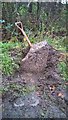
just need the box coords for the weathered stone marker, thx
[21,41,49,73]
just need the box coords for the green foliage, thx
[5,23,13,30]
[3,23,18,36]
[2,82,36,96]
[0,41,21,76]
[45,36,66,52]
[19,5,28,16]
[2,53,14,75]
[32,3,37,15]
[57,62,67,81]
[40,9,47,22]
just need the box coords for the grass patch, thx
[45,36,66,52]
[0,41,23,76]
[57,61,67,81]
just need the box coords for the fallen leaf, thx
[57,92,64,98]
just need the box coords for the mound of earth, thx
[21,41,59,73]
[2,41,67,118]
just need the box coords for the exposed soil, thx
[2,44,68,119]
[2,71,67,118]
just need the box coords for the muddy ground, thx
[2,45,68,119]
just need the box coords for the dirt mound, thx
[2,41,67,118]
[21,41,59,73]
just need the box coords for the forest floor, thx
[2,72,67,118]
[2,46,67,118]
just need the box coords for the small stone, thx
[14,98,24,107]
